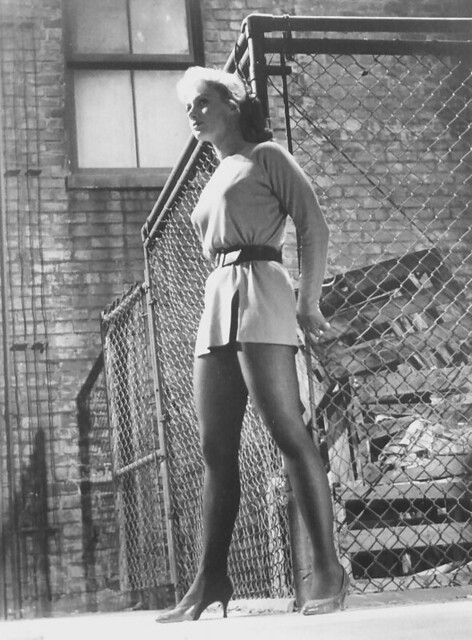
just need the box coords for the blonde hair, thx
[176,66,273,143]
[176,66,247,104]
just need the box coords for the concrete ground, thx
[2,586,472,640]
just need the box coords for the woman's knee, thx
[200,430,240,467]
[267,415,312,459]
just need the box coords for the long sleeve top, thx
[191,140,326,356]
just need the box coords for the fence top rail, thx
[264,36,472,57]
[244,14,472,36]
[101,282,145,327]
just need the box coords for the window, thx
[65,0,203,186]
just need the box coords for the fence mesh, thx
[77,354,124,606]
[100,284,172,599]
[145,145,293,599]
[274,45,472,590]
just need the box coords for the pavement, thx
[1,586,472,640]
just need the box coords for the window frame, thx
[64,0,204,189]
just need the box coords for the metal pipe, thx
[243,14,472,35]
[142,136,198,244]
[279,44,319,612]
[142,245,180,601]
[143,139,203,248]
[114,448,164,477]
[0,54,21,619]
[244,17,269,114]
[264,36,472,57]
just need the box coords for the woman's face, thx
[184,81,238,144]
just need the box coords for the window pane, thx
[74,71,137,168]
[134,71,190,167]
[69,0,130,54]
[130,0,189,55]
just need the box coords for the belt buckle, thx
[222,249,242,266]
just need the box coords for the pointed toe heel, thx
[155,576,233,624]
[300,568,349,616]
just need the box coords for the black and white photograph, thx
[0,1,471,638]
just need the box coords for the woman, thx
[156,66,347,623]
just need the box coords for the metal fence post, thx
[142,242,179,602]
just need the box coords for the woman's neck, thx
[212,131,249,160]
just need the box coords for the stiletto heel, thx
[300,567,349,616]
[155,575,233,623]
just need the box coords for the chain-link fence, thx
[264,17,472,591]
[77,353,124,609]
[140,16,472,598]
[100,284,173,605]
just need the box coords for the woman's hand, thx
[296,299,330,341]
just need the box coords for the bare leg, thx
[237,343,343,599]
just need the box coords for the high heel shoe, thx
[300,567,349,615]
[155,575,233,623]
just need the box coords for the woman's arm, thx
[256,142,331,337]
[296,195,331,337]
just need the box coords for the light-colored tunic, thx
[191,140,319,357]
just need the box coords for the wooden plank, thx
[317,318,471,379]
[363,403,439,419]
[338,478,468,502]
[385,455,472,482]
[319,248,453,317]
[321,286,467,335]
[357,289,468,326]
[356,415,417,439]
[363,401,472,426]
[321,334,437,378]
[340,522,472,552]
[357,364,472,401]
[351,455,472,486]
[321,337,403,377]
[351,568,472,592]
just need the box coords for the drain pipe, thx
[0,61,21,618]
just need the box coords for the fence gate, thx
[142,15,472,599]
[100,285,172,606]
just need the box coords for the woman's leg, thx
[192,347,247,581]
[156,347,247,622]
[237,343,343,600]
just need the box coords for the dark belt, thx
[214,245,282,267]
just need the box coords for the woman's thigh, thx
[237,343,307,453]
[193,348,248,458]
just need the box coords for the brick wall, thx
[0,0,153,614]
[0,0,470,616]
